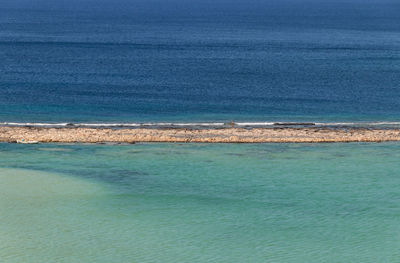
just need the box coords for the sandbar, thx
[1,126,400,143]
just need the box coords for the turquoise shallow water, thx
[1,142,400,262]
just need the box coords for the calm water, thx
[1,0,400,122]
[1,142,400,262]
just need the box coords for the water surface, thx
[1,142,400,262]
[1,0,400,122]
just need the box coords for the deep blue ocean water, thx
[1,0,400,122]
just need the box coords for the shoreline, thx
[2,121,400,129]
[1,126,400,143]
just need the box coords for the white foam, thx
[0,122,225,128]
[2,121,400,128]
[235,122,275,126]
[0,122,71,127]
[315,122,400,126]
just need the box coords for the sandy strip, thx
[1,127,400,143]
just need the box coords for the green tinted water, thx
[1,143,400,262]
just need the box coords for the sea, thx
[1,0,400,125]
[2,143,400,262]
[1,0,400,262]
